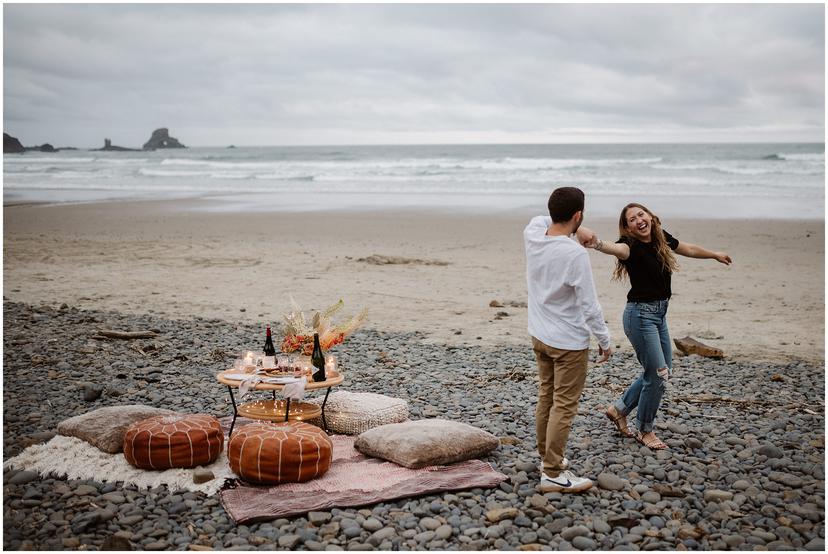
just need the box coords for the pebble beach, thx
[3,300,825,551]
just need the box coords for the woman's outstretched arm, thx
[577,226,630,260]
[593,238,630,260]
[675,241,732,265]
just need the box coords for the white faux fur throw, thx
[4,435,234,496]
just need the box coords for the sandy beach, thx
[3,199,824,365]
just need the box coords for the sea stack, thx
[4,133,25,153]
[142,128,186,151]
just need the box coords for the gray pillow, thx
[57,405,178,453]
[354,419,499,469]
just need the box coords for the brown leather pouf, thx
[228,421,333,485]
[123,414,224,470]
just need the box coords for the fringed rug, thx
[220,435,508,523]
[3,435,235,496]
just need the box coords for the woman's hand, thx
[714,252,732,265]
[575,226,596,247]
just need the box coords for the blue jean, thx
[613,300,671,433]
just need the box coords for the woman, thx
[584,203,731,449]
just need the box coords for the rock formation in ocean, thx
[4,133,25,153]
[38,144,56,153]
[142,128,186,151]
[97,138,139,152]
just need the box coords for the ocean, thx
[3,143,824,219]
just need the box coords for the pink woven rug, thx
[219,433,507,523]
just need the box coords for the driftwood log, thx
[673,336,724,359]
[96,330,158,340]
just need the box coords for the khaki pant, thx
[532,337,589,478]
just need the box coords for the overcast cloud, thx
[3,3,824,147]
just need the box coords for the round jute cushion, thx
[123,414,224,470]
[228,421,333,485]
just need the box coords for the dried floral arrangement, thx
[281,298,368,355]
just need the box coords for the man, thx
[524,186,612,493]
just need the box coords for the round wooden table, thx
[216,369,344,437]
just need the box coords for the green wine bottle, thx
[311,332,326,382]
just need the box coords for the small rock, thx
[805,538,825,551]
[309,511,332,525]
[572,536,597,550]
[83,384,104,401]
[362,518,383,532]
[193,469,215,484]
[758,445,785,459]
[486,507,519,522]
[560,525,590,541]
[278,535,301,549]
[9,471,39,485]
[597,472,626,491]
[769,472,803,488]
[489,300,504,308]
[704,489,733,502]
[101,535,132,550]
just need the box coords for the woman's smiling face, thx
[625,206,653,241]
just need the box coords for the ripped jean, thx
[613,300,671,433]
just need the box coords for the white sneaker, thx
[540,470,593,493]
[538,457,569,473]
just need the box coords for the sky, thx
[3,3,825,147]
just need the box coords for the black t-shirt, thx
[616,230,680,302]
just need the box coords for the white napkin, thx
[282,377,308,401]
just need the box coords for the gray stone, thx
[309,511,332,525]
[593,518,611,534]
[704,489,733,502]
[758,445,785,458]
[419,517,441,530]
[572,536,597,550]
[560,525,591,541]
[101,535,133,550]
[597,472,626,491]
[83,383,104,401]
[435,524,453,540]
[9,471,39,485]
[193,469,215,484]
[278,534,301,549]
[805,538,825,551]
[362,518,383,532]
[769,472,803,488]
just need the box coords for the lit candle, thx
[325,355,337,374]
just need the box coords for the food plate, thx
[262,376,301,384]
[222,372,251,381]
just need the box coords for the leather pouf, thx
[228,421,333,485]
[123,414,224,470]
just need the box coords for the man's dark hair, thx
[548,187,585,223]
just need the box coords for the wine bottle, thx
[263,326,277,357]
[311,332,326,382]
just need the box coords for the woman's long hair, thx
[612,203,679,281]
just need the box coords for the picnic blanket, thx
[220,434,508,523]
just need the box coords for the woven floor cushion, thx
[123,414,224,470]
[308,391,409,435]
[228,421,332,485]
[57,404,178,454]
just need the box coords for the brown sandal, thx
[604,406,635,438]
[635,432,668,450]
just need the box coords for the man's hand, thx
[575,226,596,247]
[597,345,612,363]
[714,252,732,265]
